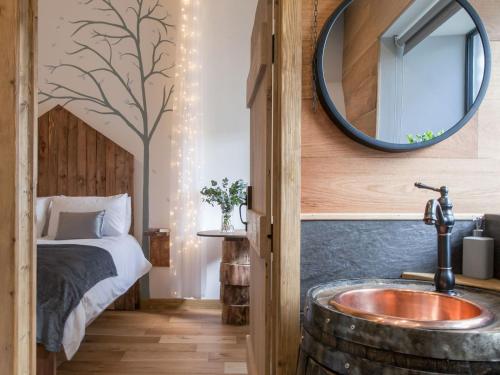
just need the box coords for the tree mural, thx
[39,0,175,258]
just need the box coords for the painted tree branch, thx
[39,0,176,253]
[149,85,174,141]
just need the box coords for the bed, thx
[36,106,152,374]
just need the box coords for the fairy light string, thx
[169,0,202,298]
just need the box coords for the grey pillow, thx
[55,211,105,240]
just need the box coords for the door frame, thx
[272,0,302,373]
[0,0,37,374]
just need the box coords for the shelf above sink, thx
[402,272,500,293]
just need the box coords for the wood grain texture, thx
[37,105,134,201]
[56,308,248,375]
[222,305,250,326]
[220,238,250,325]
[220,264,250,286]
[0,0,37,374]
[247,0,273,373]
[273,0,302,373]
[302,0,343,100]
[147,231,170,267]
[301,0,500,214]
[342,0,411,133]
[470,0,500,41]
[37,346,56,375]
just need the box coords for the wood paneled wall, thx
[342,0,411,136]
[302,0,500,214]
[38,105,134,202]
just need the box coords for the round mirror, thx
[314,0,491,152]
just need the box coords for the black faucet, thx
[415,182,456,295]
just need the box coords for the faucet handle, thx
[415,182,450,202]
[414,182,441,192]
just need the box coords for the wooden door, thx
[246,0,301,374]
[246,0,272,373]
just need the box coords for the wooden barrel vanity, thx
[298,279,500,374]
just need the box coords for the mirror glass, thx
[319,0,488,147]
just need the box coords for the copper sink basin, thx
[329,288,494,330]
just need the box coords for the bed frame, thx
[37,105,140,374]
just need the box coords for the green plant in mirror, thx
[201,178,247,232]
[407,130,445,144]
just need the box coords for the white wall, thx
[199,0,256,299]
[149,0,256,299]
[378,35,466,143]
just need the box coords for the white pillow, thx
[36,197,53,238]
[46,194,129,238]
[124,196,132,234]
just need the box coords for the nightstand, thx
[197,230,249,325]
[145,229,170,267]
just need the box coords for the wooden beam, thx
[273,0,302,373]
[0,0,37,374]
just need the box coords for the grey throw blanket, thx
[37,244,118,352]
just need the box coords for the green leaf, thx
[200,178,247,211]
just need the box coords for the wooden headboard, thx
[38,105,134,200]
[37,105,138,310]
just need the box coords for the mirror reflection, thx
[322,0,485,144]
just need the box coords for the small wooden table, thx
[197,230,249,325]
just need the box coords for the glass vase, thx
[221,210,234,233]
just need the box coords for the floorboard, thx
[58,308,248,375]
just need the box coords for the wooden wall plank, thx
[38,113,49,196]
[128,153,134,232]
[302,0,343,99]
[470,0,500,41]
[116,147,128,194]
[302,157,500,213]
[67,112,78,196]
[77,119,87,196]
[86,127,97,196]
[47,112,58,195]
[96,132,107,196]
[56,110,69,195]
[105,141,116,196]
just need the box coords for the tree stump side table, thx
[197,230,249,325]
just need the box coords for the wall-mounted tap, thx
[415,182,456,295]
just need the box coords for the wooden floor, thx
[58,307,249,375]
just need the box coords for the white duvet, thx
[37,235,152,359]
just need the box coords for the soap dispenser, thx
[462,217,494,279]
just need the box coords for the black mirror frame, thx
[313,0,492,153]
